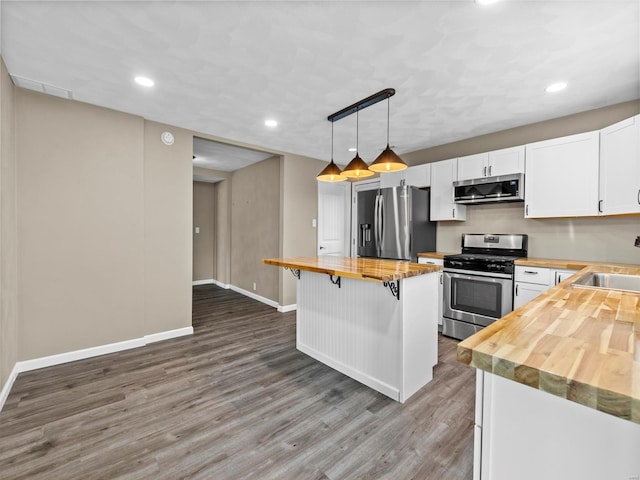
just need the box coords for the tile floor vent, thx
[9,74,73,100]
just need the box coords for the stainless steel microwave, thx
[453,173,524,205]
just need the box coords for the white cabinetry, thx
[475,371,640,480]
[513,266,579,310]
[379,164,431,188]
[418,257,443,327]
[524,131,600,218]
[599,114,640,216]
[430,159,466,221]
[458,146,525,182]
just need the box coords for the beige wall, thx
[0,58,18,388]
[193,181,215,281]
[143,120,192,334]
[438,203,640,264]
[400,100,640,264]
[214,179,231,286]
[280,153,327,306]
[230,156,280,301]
[14,91,193,360]
[16,91,146,359]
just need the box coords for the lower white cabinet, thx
[418,257,443,326]
[514,266,579,309]
[475,371,640,480]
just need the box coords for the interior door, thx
[317,181,351,256]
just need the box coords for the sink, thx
[571,272,640,293]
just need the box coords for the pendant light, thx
[317,121,347,182]
[369,97,407,173]
[340,109,374,179]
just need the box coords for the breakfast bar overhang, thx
[263,256,441,402]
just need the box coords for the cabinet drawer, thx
[514,266,551,285]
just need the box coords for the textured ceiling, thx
[2,1,639,171]
[193,137,274,171]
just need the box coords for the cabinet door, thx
[418,257,443,326]
[553,269,579,285]
[457,153,488,181]
[379,170,405,188]
[513,282,548,309]
[404,164,431,187]
[430,159,467,221]
[599,115,640,215]
[525,131,599,218]
[488,146,525,177]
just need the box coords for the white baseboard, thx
[192,279,214,286]
[144,326,193,344]
[278,304,297,313]
[229,285,279,309]
[0,326,195,413]
[213,279,230,289]
[16,338,146,373]
[0,363,19,413]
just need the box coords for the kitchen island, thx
[458,263,640,480]
[263,256,441,402]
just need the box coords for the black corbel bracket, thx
[329,275,341,288]
[383,280,400,300]
[285,267,301,280]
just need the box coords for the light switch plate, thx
[312,219,317,228]
[195,226,200,234]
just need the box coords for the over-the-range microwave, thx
[453,173,524,205]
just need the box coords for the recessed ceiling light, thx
[134,76,154,87]
[348,147,357,152]
[265,119,278,127]
[476,0,501,5]
[545,82,568,93]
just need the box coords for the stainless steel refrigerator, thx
[357,185,436,262]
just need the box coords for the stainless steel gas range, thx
[442,233,528,340]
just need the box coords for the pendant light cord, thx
[331,121,334,161]
[386,97,390,147]
[356,109,359,153]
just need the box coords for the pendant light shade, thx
[341,153,374,178]
[317,160,347,182]
[340,110,374,178]
[368,97,407,173]
[317,121,347,182]
[369,144,408,172]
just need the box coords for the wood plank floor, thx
[0,285,475,479]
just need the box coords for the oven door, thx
[443,269,513,327]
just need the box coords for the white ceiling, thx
[2,1,639,171]
[193,137,275,172]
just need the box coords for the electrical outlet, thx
[252,282,257,291]
[312,219,317,228]
[195,226,200,234]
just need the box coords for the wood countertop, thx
[458,263,640,424]
[417,252,458,260]
[262,256,441,282]
[515,257,616,270]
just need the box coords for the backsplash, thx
[436,202,640,265]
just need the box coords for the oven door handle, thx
[444,268,513,280]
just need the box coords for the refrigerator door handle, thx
[379,194,385,253]
[374,194,381,257]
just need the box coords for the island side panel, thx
[296,271,403,401]
[400,273,438,402]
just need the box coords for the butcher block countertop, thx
[458,263,640,424]
[515,257,613,270]
[262,256,441,282]
[417,252,458,260]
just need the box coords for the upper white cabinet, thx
[599,114,640,216]
[404,163,431,188]
[379,170,404,188]
[378,164,431,188]
[524,131,600,218]
[457,146,525,181]
[430,159,466,221]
